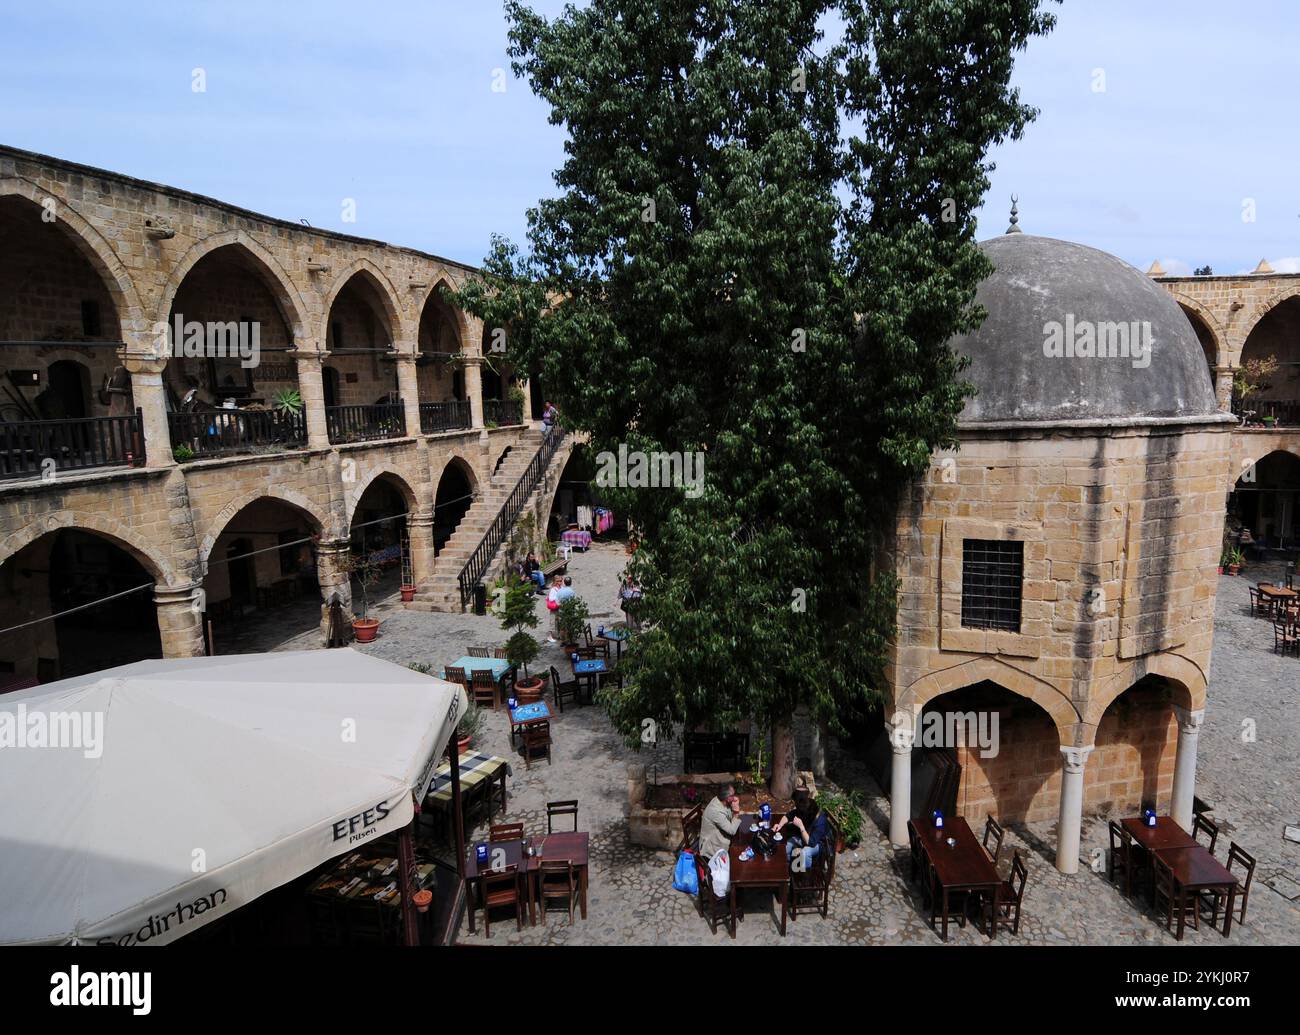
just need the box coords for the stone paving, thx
[261,543,1300,945]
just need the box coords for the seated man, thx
[698,784,742,859]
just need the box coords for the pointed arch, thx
[1241,282,1300,341]
[0,512,177,585]
[320,258,408,348]
[1172,293,1225,371]
[1084,653,1207,727]
[159,230,309,342]
[0,176,146,336]
[414,273,469,350]
[345,468,420,525]
[196,487,332,572]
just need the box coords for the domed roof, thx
[952,233,1219,424]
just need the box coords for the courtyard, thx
[264,540,1300,946]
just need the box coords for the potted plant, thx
[455,702,485,755]
[399,533,416,602]
[817,789,865,851]
[1218,551,1228,576]
[555,594,591,654]
[500,578,543,698]
[1226,547,1244,576]
[343,551,383,642]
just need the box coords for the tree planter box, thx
[625,764,816,851]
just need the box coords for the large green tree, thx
[453,0,1057,797]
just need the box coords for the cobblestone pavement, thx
[264,544,1299,945]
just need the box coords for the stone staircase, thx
[409,427,573,612]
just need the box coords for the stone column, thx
[407,512,435,591]
[394,351,421,436]
[119,351,174,469]
[464,358,485,429]
[520,377,534,424]
[1055,745,1094,874]
[316,538,354,640]
[885,717,916,847]
[1214,367,1234,413]
[154,582,206,658]
[1170,706,1204,832]
[293,351,330,449]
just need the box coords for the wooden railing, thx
[0,411,145,478]
[458,425,566,608]
[1233,398,1300,426]
[169,409,307,458]
[325,402,406,444]
[483,399,523,426]
[419,400,472,434]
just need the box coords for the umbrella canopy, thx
[0,649,466,945]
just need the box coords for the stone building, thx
[882,229,1237,873]
[0,145,574,683]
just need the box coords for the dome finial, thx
[1005,195,1022,234]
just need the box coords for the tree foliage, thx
[450,0,1058,789]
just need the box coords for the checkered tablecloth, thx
[561,529,592,549]
[424,751,511,805]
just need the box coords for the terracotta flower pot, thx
[515,677,544,703]
[1227,564,1241,576]
[457,735,472,755]
[412,889,432,913]
[400,585,416,602]
[1217,566,1224,575]
[352,617,380,643]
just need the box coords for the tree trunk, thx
[810,721,827,779]
[770,717,797,800]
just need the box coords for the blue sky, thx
[1,1,1295,275]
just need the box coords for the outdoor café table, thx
[463,837,526,933]
[445,655,513,702]
[728,815,790,937]
[912,814,1001,941]
[598,624,631,661]
[1121,816,1196,902]
[1260,585,1298,616]
[528,830,591,925]
[424,751,511,825]
[509,700,552,748]
[561,528,592,550]
[572,657,606,703]
[1154,845,1241,939]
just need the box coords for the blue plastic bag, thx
[672,849,699,895]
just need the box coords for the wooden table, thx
[1121,815,1196,906]
[912,815,1001,941]
[445,656,515,705]
[597,625,631,661]
[572,658,606,703]
[1156,844,1240,939]
[728,815,790,937]
[424,752,510,829]
[463,832,590,931]
[1259,584,1297,603]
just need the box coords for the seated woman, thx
[774,795,831,870]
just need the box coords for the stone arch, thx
[196,487,332,573]
[0,511,178,586]
[320,258,408,348]
[1241,283,1300,343]
[896,656,1081,745]
[345,467,421,525]
[0,175,147,337]
[436,451,481,494]
[1084,653,1207,728]
[413,273,469,349]
[1173,295,1225,371]
[159,230,310,343]
[1237,445,1300,485]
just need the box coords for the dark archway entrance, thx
[433,460,476,554]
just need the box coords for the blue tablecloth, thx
[599,627,631,641]
[573,659,606,675]
[445,657,512,682]
[510,701,551,723]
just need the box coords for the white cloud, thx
[1158,258,1193,276]
[1269,257,1300,273]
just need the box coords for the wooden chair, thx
[547,799,579,833]
[1153,853,1197,939]
[696,856,736,937]
[907,819,931,897]
[982,814,1005,867]
[583,624,610,660]
[468,646,491,658]
[489,822,524,843]
[1273,619,1300,656]
[444,665,469,691]
[523,723,552,769]
[471,670,499,711]
[983,850,1027,936]
[789,818,837,920]
[537,859,578,924]
[492,646,509,660]
[1205,841,1256,929]
[678,802,704,854]
[1192,812,1219,854]
[549,665,582,712]
[1108,820,1141,898]
[480,867,524,937]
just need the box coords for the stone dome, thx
[952,233,1219,424]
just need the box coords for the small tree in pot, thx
[555,593,590,653]
[342,551,383,642]
[500,577,543,697]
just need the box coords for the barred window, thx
[961,539,1023,632]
